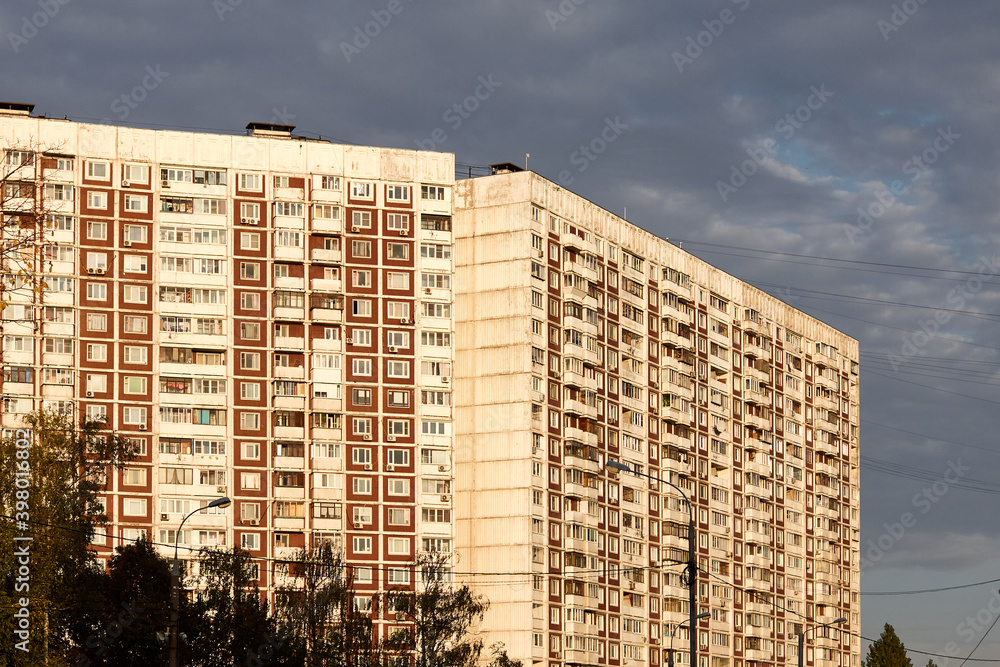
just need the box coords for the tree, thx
[486,642,522,667]
[185,546,275,667]
[863,623,913,667]
[401,555,490,667]
[0,410,137,665]
[926,660,938,667]
[66,536,174,667]
[274,542,385,667]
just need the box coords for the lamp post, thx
[169,496,231,667]
[607,460,698,667]
[798,617,847,667]
[667,611,710,667]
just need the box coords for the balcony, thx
[311,248,343,263]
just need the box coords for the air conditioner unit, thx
[399,317,408,324]
[122,240,132,247]
[216,486,227,493]
[438,465,448,472]
[364,463,372,470]
[395,612,405,621]
[441,376,450,383]
[161,180,170,188]
[424,288,432,295]
[386,435,396,442]
[440,495,451,502]
[351,226,360,233]
[87,268,97,275]
[363,434,372,441]
[249,519,259,526]
[94,268,105,275]
[160,513,169,521]
[86,391,94,398]
[139,424,147,431]
[399,229,407,236]
[346,337,354,344]
[121,179,130,188]
[386,464,395,471]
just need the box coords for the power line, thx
[862,578,1000,596]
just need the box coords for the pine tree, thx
[863,623,913,667]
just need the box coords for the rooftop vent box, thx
[246,122,295,138]
[0,102,34,117]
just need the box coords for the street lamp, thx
[667,611,710,667]
[169,496,231,667]
[607,460,698,667]
[798,617,847,667]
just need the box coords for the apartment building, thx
[0,105,457,607]
[454,167,860,667]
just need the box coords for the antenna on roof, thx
[525,153,530,170]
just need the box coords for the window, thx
[275,230,302,247]
[420,243,451,259]
[240,173,262,190]
[319,175,341,190]
[123,316,147,334]
[388,478,410,496]
[240,412,261,430]
[387,272,409,290]
[387,242,409,260]
[352,269,372,288]
[387,185,409,202]
[388,537,410,555]
[86,313,107,332]
[352,210,372,228]
[86,221,108,241]
[123,498,147,517]
[123,285,148,304]
[421,185,445,200]
[352,536,373,554]
[124,376,147,394]
[123,255,147,273]
[125,195,148,213]
[388,390,410,407]
[87,191,108,209]
[352,299,372,317]
[87,161,109,179]
[240,352,261,370]
[351,239,372,258]
[274,202,304,217]
[240,292,261,310]
[85,283,107,301]
[351,182,372,198]
[387,360,410,378]
[240,322,261,340]
[352,358,372,376]
[240,232,260,251]
[387,213,409,232]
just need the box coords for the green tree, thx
[926,660,938,667]
[0,410,136,665]
[863,623,913,667]
[486,642,523,667]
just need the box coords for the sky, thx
[3,0,1000,660]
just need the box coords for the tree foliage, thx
[0,410,136,665]
[863,623,913,667]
